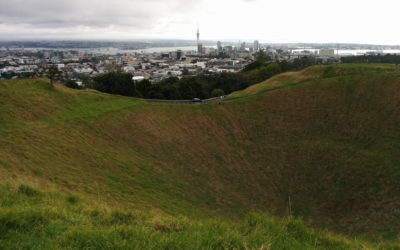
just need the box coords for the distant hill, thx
[0,64,399,249]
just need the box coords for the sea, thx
[291,48,400,56]
[4,46,400,56]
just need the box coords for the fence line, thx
[138,96,225,105]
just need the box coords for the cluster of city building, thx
[0,47,254,83]
[0,46,341,83]
[1,29,343,83]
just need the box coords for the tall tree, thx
[45,65,63,88]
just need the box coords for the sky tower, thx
[196,25,202,55]
[196,26,200,45]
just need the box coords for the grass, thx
[226,63,398,101]
[0,182,387,249]
[0,63,400,248]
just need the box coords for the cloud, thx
[0,0,203,38]
[0,0,399,44]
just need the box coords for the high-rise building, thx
[240,42,246,51]
[254,40,259,52]
[224,45,233,56]
[217,41,222,52]
[176,50,183,60]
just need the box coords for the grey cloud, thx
[0,0,203,37]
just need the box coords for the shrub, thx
[17,185,39,197]
[0,210,49,234]
[65,80,81,89]
[66,195,80,205]
[211,88,225,97]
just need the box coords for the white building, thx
[254,40,259,52]
[319,49,335,57]
[132,76,145,82]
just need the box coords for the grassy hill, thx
[0,64,400,249]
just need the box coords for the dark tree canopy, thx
[87,56,318,100]
[211,88,225,97]
[92,72,137,97]
[341,54,400,64]
[65,80,81,89]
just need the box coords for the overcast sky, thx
[1,0,400,44]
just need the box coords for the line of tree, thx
[81,54,318,100]
[341,54,400,64]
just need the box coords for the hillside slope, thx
[1,64,400,247]
[1,181,376,249]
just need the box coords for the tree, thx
[182,68,189,75]
[65,80,81,89]
[45,66,63,88]
[142,83,166,99]
[135,79,152,98]
[243,49,267,72]
[211,88,225,97]
[105,62,121,72]
[255,49,267,63]
[92,72,136,97]
[178,78,196,99]
[161,85,181,100]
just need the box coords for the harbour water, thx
[4,46,400,56]
[291,48,400,56]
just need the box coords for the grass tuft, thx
[17,184,40,197]
[66,195,80,205]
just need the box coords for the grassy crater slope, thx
[1,182,375,249]
[0,64,400,248]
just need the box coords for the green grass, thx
[226,63,398,102]
[0,183,386,249]
[0,63,400,248]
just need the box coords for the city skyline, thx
[1,0,400,45]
